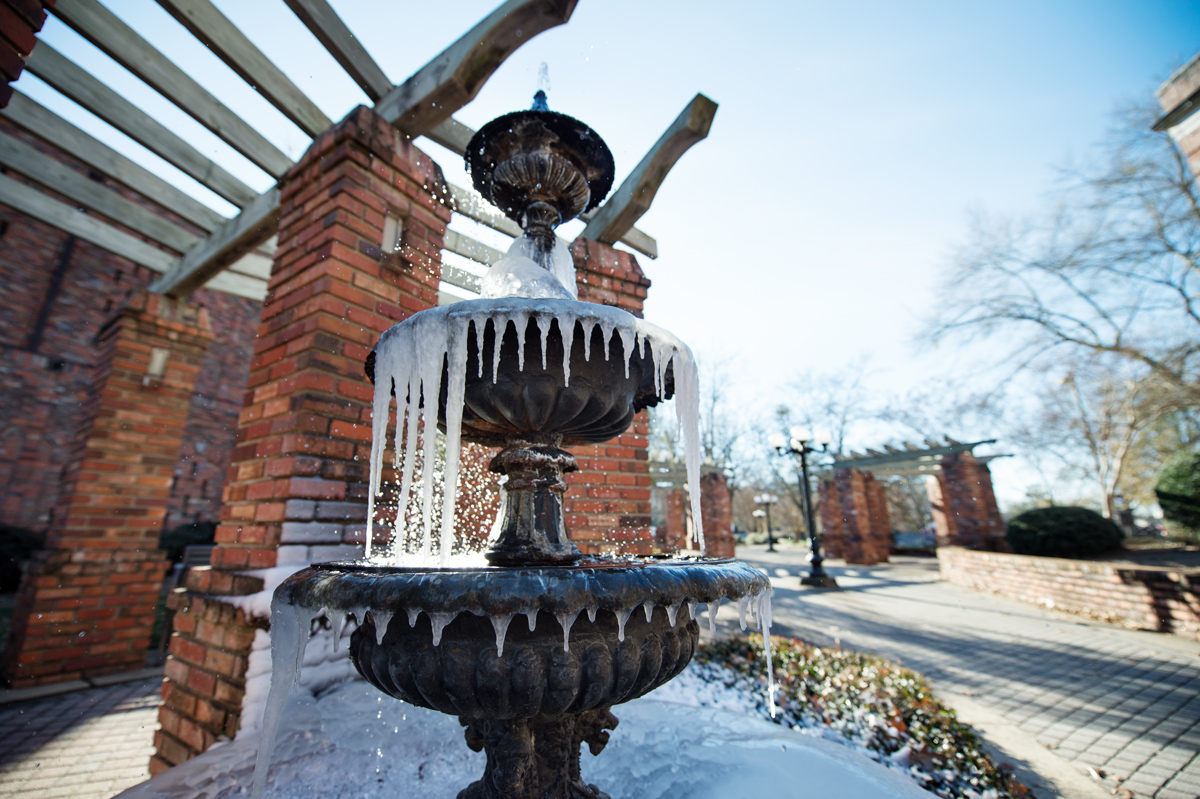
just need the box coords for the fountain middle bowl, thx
[366,298,675,448]
[277,558,770,720]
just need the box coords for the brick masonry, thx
[0,0,53,109]
[820,468,890,565]
[926,452,1006,550]
[2,291,213,688]
[655,470,735,557]
[1157,53,1200,179]
[938,546,1200,641]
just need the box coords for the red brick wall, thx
[2,292,212,687]
[831,468,888,564]
[0,0,53,108]
[564,239,653,555]
[927,453,1005,551]
[699,471,735,558]
[818,478,843,559]
[939,547,1200,641]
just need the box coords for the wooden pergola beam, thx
[283,0,391,103]
[2,91,226,232]
[156,0,333,138]
[24,43,259,207]
[52,0,292,178]
[149,187,281,298]
[581,93,717,246]
[0,129,199,252]
[376,0,577,136]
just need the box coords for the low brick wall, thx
[938,547,1200,640]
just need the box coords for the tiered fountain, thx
[252,94,773,799]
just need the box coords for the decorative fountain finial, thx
[252,96,773,799]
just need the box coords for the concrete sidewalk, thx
[0,676,160,799]
[736,545,1200,799]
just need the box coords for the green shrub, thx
[1006,506,1124,558]
[159,521,216,563]
[1155,451,1200,541]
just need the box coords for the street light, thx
[768,426,838,588]
[753,493,779,552]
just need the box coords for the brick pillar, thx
[662,488,687,552]
[0,1,52,108]
[1157,55,1200,179]
[2,292,212,688]
[563,239,654,556]
[929,453,1005,551]
[700,471,734,558]
[154,104,451,771]
[833,468,885,565]
[864,475,891,563]
[817,478,843,559]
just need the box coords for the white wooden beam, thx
[443,228,503,268]
[156,0,333,138]
[24,43,260,207]
[283,0,390,103]
[52,0,292,178]
[376,0,576,136]
[149,187,280,298]
[2,91,226,232]
[424,117,475,155]
[0,129,199,252]
[448,183,523,238]
[581,93,717,246]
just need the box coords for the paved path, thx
[735,545,1200,799]
[0,677,159,799]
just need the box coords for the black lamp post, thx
[752,493,779,551]
[769,426,838,588]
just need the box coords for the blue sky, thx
[18,0,1200,503]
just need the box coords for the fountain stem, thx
[487,438,581,566]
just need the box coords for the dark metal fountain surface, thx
[261,95,772,799]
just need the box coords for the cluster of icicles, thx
[364,297,706,561]
[252,592,775,799]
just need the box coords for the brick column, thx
[928,453,1005,551]
[864,476,891,563]
[833,468,887,565]
[661,488,687,551]
[700,471,734,557]
[2,292,212,687]
[154,105,451,771]
[564,239,654,556]
[818,478,843,559]
[1156,55,1200,179]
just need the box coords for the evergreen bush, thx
[1155,451,1200,541]
[1005,506,1123,558]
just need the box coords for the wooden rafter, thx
[283,0,390,103]
[52,0,291,178]
[0,171,265,299]
[156,0,333,138]
[2,91,225,232]
[24,42,259,206]
[376,0,576,136]
[149,188,280,298]
[0,129,199,252]
[581,93,717,246]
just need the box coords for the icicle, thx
[560,318,575,387]
[332,611,350,653]
[535,315,552,370]
[372,609,394,645]
[666,602,681,627]
[642,599,655,623]
[364,368,393,559]
[586,605,597,623]
[492,318,507,383]
[406,607,421,628]
[251,602,317,799]
[473,318,486,379]
[614,607,633,642]
[490,613,514,657]
[430,612,456,647]
[617,327,635,378]
[581,318,596,362]
[418,361,442,559]
[514,311,530,372]
[686,599,698,621]
[738,596,749,631]
[671,347,705,554]
[756,591,777,718]
[555,608,580,653]
[395,378,420,551]
[440,327,468,567]
[707,599,721,637]
[523,607,538,631]
[599,319,615,360]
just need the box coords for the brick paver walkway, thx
[0,678,160,799]
[737,546,1200,799]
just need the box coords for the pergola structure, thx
[0,0,718,771]
[818,438,1007,565]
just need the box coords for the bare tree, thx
[926,103,1200,400]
